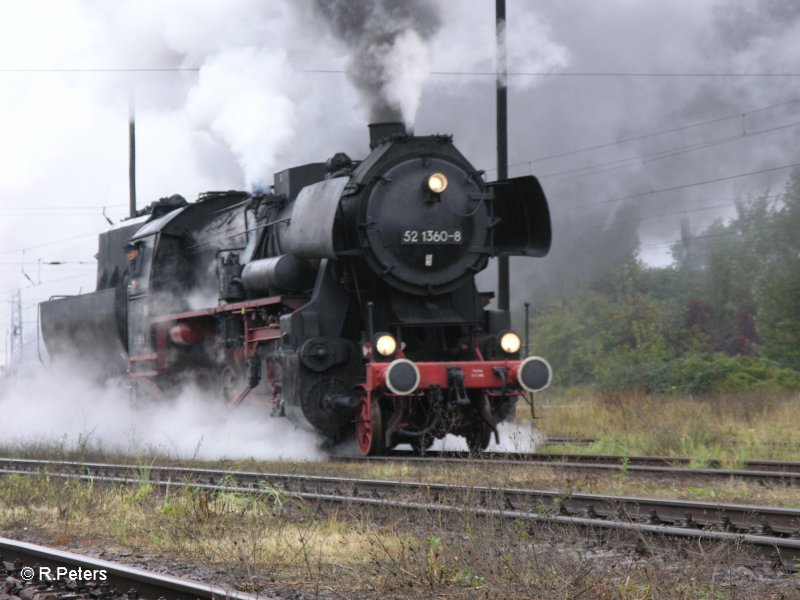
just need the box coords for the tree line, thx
[531,170,800,393]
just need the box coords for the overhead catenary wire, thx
[0,203,127,209]
[638,219,797,250]
[565,194,784,237]
[0,231,105,256]
[564,161,800,213]
[493,97,800,171]
[301,68,800,78]
[432,71,800,78]
[5,67,799,76]
[19,272,92,289]
[0,261,94,265]
[535,120,800,182]
[0,68,200,73]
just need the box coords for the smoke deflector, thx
[488,175,552,257]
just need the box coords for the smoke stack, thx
[368,122,407,149]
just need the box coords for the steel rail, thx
[542,437,595,445]
[2,458,800,567]
[491,451,800,472]
[351,451,800,483]
[383,449,800,472]
[0,537,263,600]
[543,437,800,449]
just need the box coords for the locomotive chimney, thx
[368,122,406,149]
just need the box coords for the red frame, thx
[129,295,304,376]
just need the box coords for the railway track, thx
[2,458,800,569]
[387,449,800,472]
[529,452,800,472]
[0,537,260,600]
[543,437,595,445]
[352,450,800,485]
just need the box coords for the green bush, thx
[597,353,800,395]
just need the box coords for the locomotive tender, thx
[40,123,552,454]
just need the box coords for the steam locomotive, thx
[40,123,552,454]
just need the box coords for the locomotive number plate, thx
[401,229,463,244]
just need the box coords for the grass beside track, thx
[535,389,800,464]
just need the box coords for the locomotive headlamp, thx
[374,333,397,357]
[499,331,522,354]
[427,172,448,194]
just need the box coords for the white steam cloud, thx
[426,421,545,454]
[186,49,297,189]
[0,363,324,461]
[380,28,432,125]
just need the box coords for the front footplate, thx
[364,356,552,395]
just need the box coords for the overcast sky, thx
[2,0,800,367]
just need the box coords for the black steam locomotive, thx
[40,123,552,454]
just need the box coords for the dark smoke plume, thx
[312,0,442,124]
